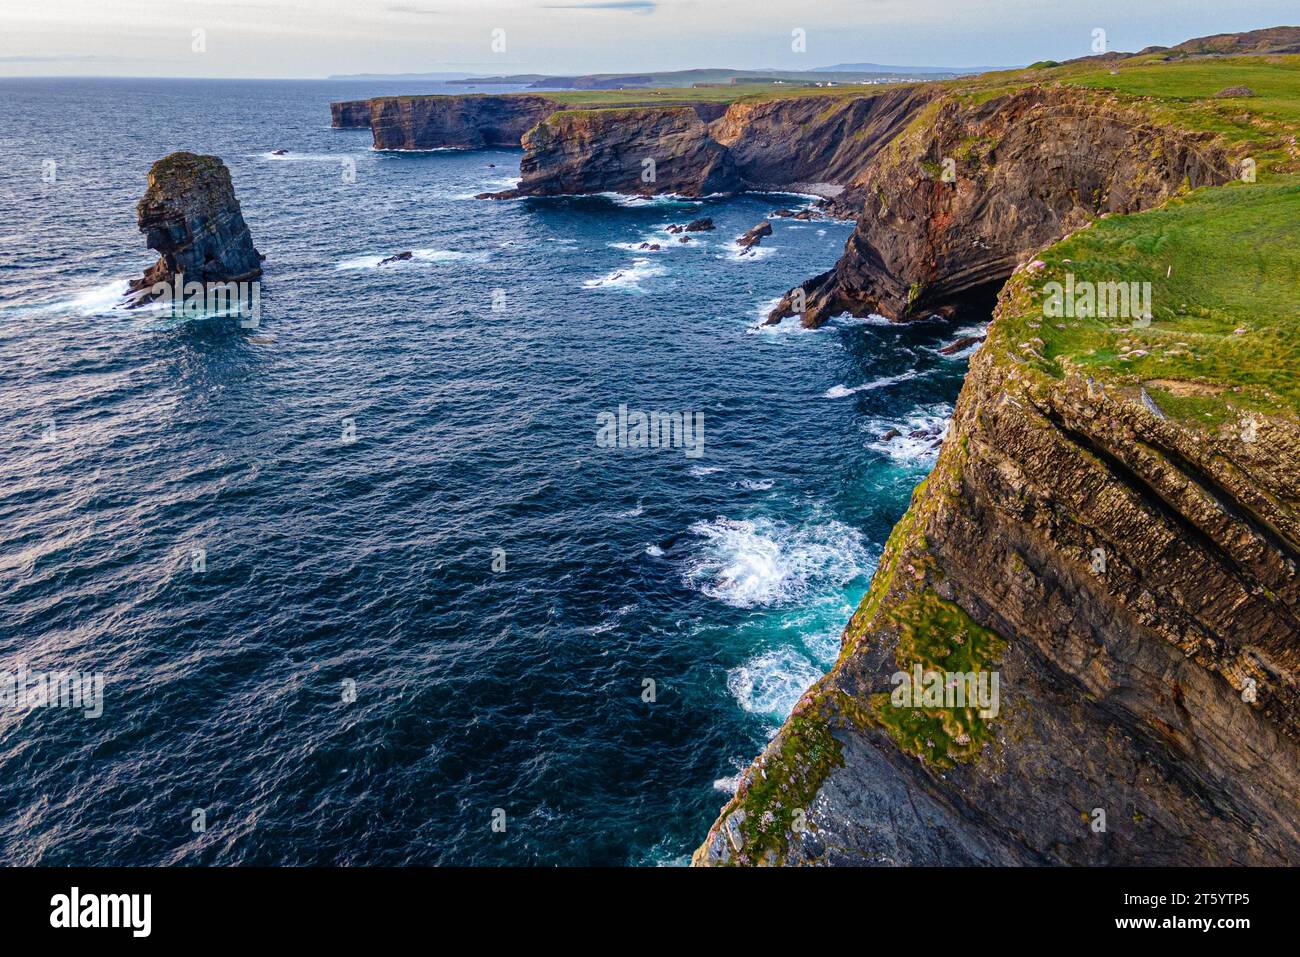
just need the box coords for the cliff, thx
[495,106,741,197]
[693,53,1300,865]
[489,87,939,199]
[367,94,561,150]
[331,100,372,129]
[126,152,263,305]
[766,86,1236,327]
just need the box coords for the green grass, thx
[1065,56,1300,129]
[870,590,1006,769]
[993,180,1300,424]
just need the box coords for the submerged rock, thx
[125,152,263,306]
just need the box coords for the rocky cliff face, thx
[500,106,742,197]
[767,87,1235,327]
[331,100,372,129]
[494,87,939,199]
[712,86,936,194]
[126,152,263,304]
[367,94,560,150]
[695,266,1300,865]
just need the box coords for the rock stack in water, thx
[126,152,263,306]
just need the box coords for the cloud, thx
[386,3,442,14]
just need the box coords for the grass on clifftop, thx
[962,53,1300,426]
[992,178,1300,425]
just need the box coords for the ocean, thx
[0,77,976,865]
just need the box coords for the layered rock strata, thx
[125,152,263,305]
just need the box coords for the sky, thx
[0,0,1295,78]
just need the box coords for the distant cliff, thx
[482,88,936,199]
[367,94,561,150]
[331,100,372,129]
[495,106,741,197]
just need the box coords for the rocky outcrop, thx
[492,86,937,201]
[695,268,1300,866]
[735,220,772,251]
[711,85,935,197]
[368,94,561,150]
[767,87,1234,327]
[125,152,262,305]
[331,100,372,129]
[492,106,742,198]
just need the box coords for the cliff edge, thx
[693,50,1300,864]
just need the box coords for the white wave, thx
[826,311,897,327]
[823,370,920,399]
[719,241,776,263]
[867,403,953,464]
[727,645,822,718]
[799,623,847,667]
[745,296,816,335]
[713,773,743,794]
[580,258,666,292]
[254,151,358,163]
[8,277,174,318]
[620,504,645,517]
[682,514,867,609]
[372,146,464,153]
[335,248,487,270]
[737,478,775,491]
[594,191,703,208]
[53,278,134,315]
[689,465,722,478]
[610,240,669,253]
[644,544,665,557]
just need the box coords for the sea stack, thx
[126,152,263,306]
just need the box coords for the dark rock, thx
[767,86,1233,327]
[505,106,741,198]
[368,94,560,151]
[736,220,772,250]
[939,334,986,355]
[684,217,715,232]
[880,428,901,441]
[330,100,372,129]
[125,152,262,306]
[379,251,413,266]
[270,149,289,156]
[1214,85,1256,98]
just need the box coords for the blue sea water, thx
[0,78,977,865]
